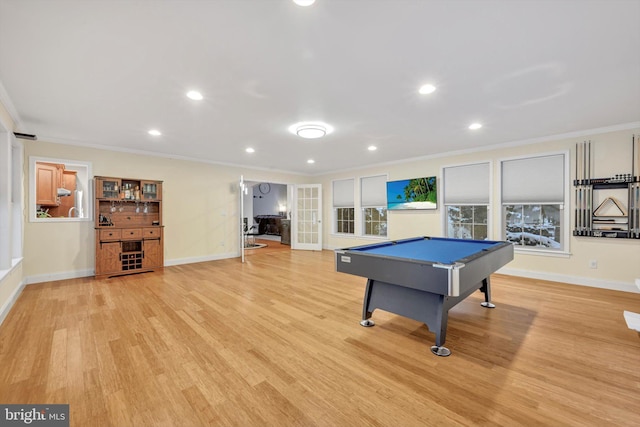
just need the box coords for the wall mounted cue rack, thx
[573,135,640,239]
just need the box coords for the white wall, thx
[22,140,310,282]
[318,127,640,293]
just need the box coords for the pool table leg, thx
[430,297,451,357]
[360,279,375,327]
[479,277,496,309]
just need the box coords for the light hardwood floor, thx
[1,249,639,426]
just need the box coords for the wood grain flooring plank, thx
[0,249,639,426]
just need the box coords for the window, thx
[1,129,23,272]
[361,175,387,237]
[501,153,568,251]
[504,204,561,248]
[28,156,92,222]
[336,207,355,234]
[447,205,488,239]
[333,178,354,234]
[443,162,490,240]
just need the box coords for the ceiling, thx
[1,0,639,175]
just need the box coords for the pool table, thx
[335,236,514,356]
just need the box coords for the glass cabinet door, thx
[98,178,121,199]
[141,181,162,200]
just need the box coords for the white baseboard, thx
[164,251,237,267]
[0,280,25,327]
[24,269,94,285]
[498,267,640,294]
[22,253,238,284]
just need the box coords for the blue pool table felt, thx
[349,237,503,264]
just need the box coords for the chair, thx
[244,225,260,247]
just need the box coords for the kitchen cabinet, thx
[47,170,77,217]
[36,162,64,206]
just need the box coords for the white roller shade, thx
[361,175,387,207]
[502,154,564,203]
[332,179,354,207]
[444,163,490,204]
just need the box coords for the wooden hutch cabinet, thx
[94,176,164,278]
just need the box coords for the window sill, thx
[330,233,388,241]
[514,247,571,258]
[29,217,93,223]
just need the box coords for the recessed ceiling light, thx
[245,147,255,153]
[307,159,315,164]
[468,123,482,130]
[293,0,315,6]
[288,122,334,139]
[419,84,436,95]
[368,145,377,151]
[148,129,162,136]
[186,90,203,101]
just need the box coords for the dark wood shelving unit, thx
[573,136,639,239]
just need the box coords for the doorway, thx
[241,180,291,258]
[239,178,323,261]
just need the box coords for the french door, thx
[292,184,322,251]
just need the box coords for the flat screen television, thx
[386,176,437,210]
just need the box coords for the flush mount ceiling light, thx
[297,124,325,139]
[468,123,483,130]
[186,90,203,101]
[148,129,162,136]
[288,122,333,139]
[293,0,316,6]
[307,159,315,164]
[419,84,436,94]
[245,147,255,153]
[368,145,377,151]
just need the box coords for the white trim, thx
[514,247,571,258]
[24,269,94,285]
[0,257,22,287]
[23,253,239,283]
[329,233,387,242]
[0,258,24,327]
[0,279,25,327]
[498,267,640,294]
[164,252,237,267]
[312,122,640,176]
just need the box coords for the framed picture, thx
[386,176,437,210]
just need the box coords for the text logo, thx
[1,405,69,427]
